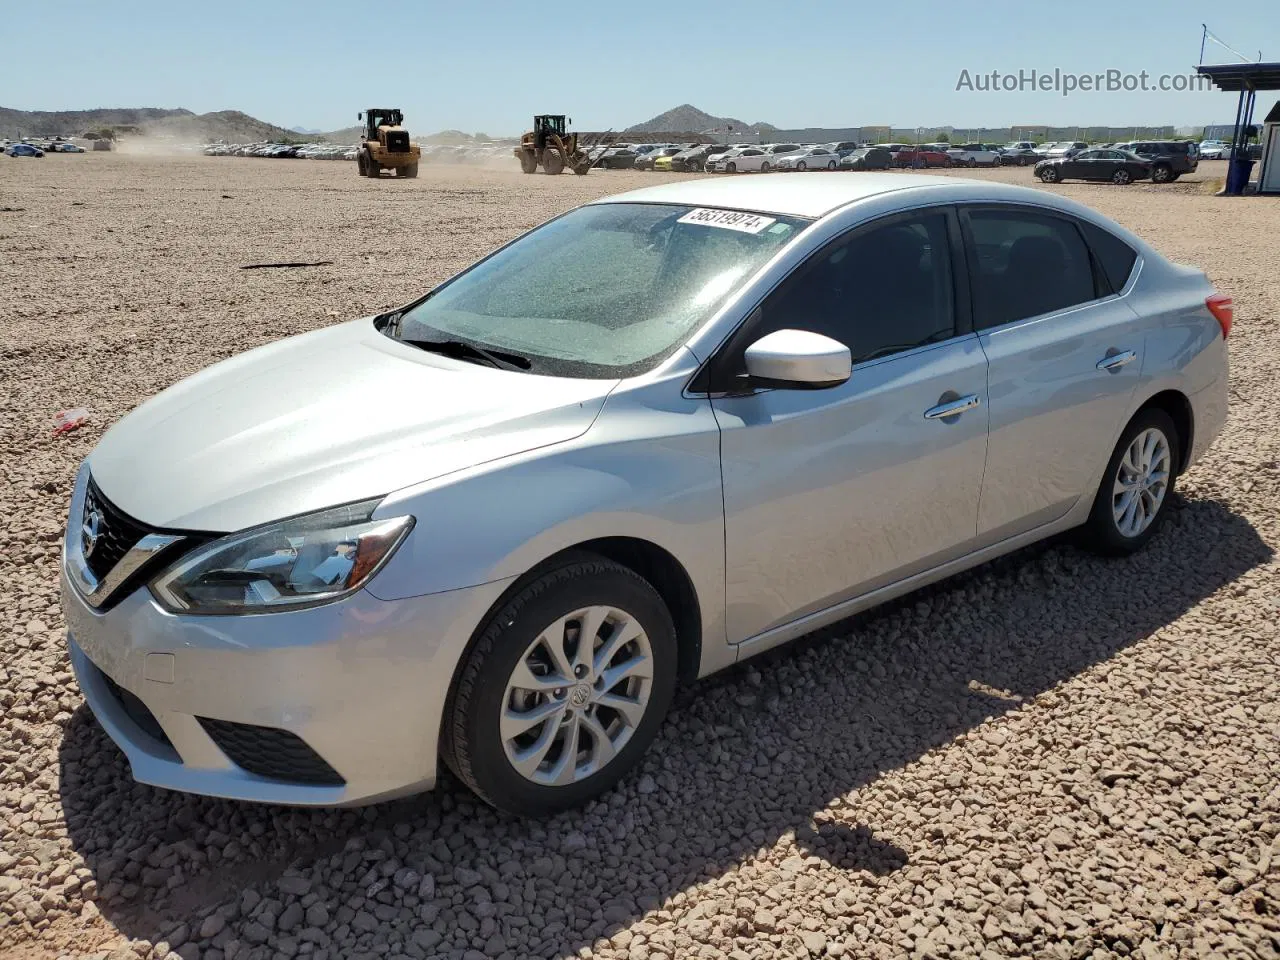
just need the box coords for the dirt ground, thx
[0,154,1277,960]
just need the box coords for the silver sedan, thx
[62,174,1230,815]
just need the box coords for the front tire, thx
[726,162,737,173]
[1039,166,1059,183]
[443,556,678,816]
[797,160,807,171]
[542,149,564,175]
[1082,408,1179,556]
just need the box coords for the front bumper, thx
[62,540,513,806]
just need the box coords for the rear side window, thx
[964,209,1097,329]
[1080,221,1138,293]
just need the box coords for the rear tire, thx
[443,556,678,816]
[760,161,770,172]
[1081,408,1180,556]
[827,160,837,169]
[1151,164,1172,183]
[401,163,418,178]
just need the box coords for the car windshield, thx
[392,203,809,379]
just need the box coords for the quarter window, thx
[1079,221,1138,294]
[964,209,1097,329]
[753,212,956,364]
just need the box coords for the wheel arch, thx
[1132,388,1194,474]
[456,537,704,687]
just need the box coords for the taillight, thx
[1206,293,1233,339]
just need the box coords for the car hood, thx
[87,319,616,532]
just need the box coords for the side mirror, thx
[743,329,851,389]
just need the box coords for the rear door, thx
[711,208,990,642]
[960,205,1142,543]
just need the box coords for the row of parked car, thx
[3,138,88,157]
[601,137,1227,186]
[599,139,1180,174]
[597,140,1006,172]
[201,142,357,159]
[201,141,518,165]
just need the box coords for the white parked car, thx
[1045,141,1088,159]
[947,143,1000,167]
[774,146,840,171]
[756,143,803,171]
[712,147,776,173]
[704,145,749,169]
[1198,140,1228,160]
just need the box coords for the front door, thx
[711,209,990,643]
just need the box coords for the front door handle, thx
[923,394,982,420]
[1097,350,1137,372]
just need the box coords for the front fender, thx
[366,379,728,662]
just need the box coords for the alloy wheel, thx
[1111,428,1171,538]
[500,606,653,786]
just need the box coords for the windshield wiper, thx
[401,338,532,371]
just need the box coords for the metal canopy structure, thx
[1196,61,1280,194]
[1196,62,1280,91]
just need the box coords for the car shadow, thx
[56,494,1270,958]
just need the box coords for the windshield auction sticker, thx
[677,208,778,234]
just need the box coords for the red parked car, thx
[891,146,952,168]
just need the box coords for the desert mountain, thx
[0,106,192,139]
[626,104,777,135]
[1,106,335,143]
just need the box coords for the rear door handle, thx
[923,394,982,420]
[1097,350,1137,372]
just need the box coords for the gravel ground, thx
[1,154,1278,960]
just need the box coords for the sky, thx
[5,0,1278,135]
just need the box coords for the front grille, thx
[101,672,173,748]
[197,717,345,786]
[82,479,152,581]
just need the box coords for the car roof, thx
[589,172,1078,219]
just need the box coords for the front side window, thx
[393,204,807,378]
[748,212,956,365]
[965,209,1097,329]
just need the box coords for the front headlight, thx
[151,499,414,615]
